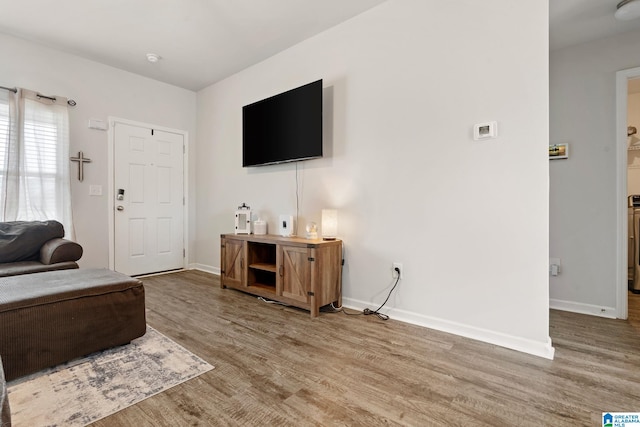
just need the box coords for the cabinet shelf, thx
[248,282,276,292]
[249,263,277,273]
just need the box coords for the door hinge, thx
[183,145,186,154]
[307,291,315,296]
[221,269,225,274]
[151,129,154,136]
[308,257,315,262]
[183,248,185,257]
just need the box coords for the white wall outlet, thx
[549,258,561,276]
[392,262,403,279]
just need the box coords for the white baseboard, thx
[342,297,555,360]
[181,267,555,359]
[190,263,220,275]
[549,298,617,319]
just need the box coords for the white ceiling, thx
[1,1,640,91]
[0,0,388,91]
[550,0,640,51]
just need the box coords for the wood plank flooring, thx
[91,270,640,426]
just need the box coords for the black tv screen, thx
[243,79,323,167]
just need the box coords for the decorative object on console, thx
[279,214,294,237]
[234,203,251,234]
[322,209,337,240]
[306,222,318,239]
[253,218,267,235]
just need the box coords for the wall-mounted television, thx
[242,79,323,167]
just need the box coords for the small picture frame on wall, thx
[549,143,569,160]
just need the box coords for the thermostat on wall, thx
[473,121,498,140]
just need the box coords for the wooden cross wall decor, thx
[70,151,92,182]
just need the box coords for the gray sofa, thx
[0,220,82,277]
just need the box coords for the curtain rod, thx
[0,85,77,106]
[37,93,56,101]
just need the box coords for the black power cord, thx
[330,267,401,320]
[362,267,401,320]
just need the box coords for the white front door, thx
[114,123,184,276]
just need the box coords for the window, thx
[0,101,9,196]
[0,89,73,238]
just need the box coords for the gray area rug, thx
[7,326,214,426]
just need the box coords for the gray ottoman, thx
[0,268,146,381]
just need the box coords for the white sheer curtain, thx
[0,88,74,239]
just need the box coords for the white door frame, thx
[615,66,640,319]
[107,116,189,272]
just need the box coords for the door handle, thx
[116,205,124,211]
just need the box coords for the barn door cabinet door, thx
[279,245,312,304]
[220,237,245,289]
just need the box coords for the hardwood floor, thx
[92,270,640,426]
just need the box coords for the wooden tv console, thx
[220,234,342,317]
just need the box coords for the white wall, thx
[196,0,552,357]
[550,29,640,316]
[0,33,197,268]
